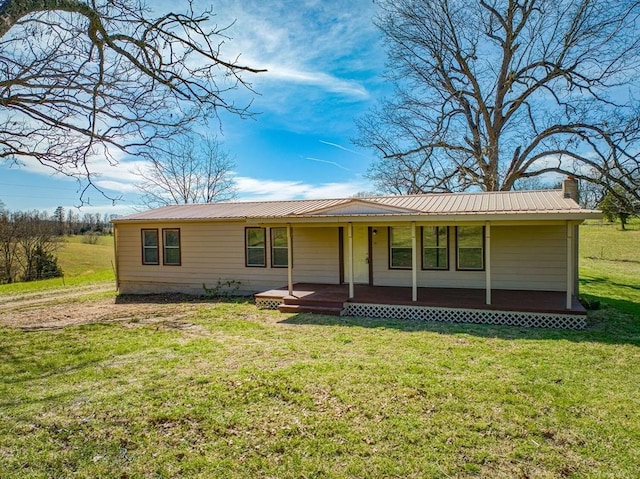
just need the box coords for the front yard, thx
[1,294,639,478]
[1,224,639,478]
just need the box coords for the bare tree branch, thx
[134,133,237,208]
[0,0,264,203]
[357,0,640,200]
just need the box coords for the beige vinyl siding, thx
[116,221,284,294]
[289,227,340,284]
[116,222,339,294]
[491,225,566,291]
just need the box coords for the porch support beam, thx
[287,223,293,296]
[348,222,354,299]
[566,221,573,310]
[411,221,418,302]
[485,221,491,305]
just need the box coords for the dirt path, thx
[0,282,116,311]
[0,285,209,332]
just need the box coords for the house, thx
[111,177,601,329]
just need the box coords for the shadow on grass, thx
[115,293,253,305]
[279,297,640,347]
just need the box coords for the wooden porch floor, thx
[256,283,587,315]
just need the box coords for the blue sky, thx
[0,0,387,216]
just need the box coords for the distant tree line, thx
[0,204,117,284]
[52,206,116,236]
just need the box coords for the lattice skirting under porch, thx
[343,303,587,330]
[255,297,284,310]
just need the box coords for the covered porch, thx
[255,283,587,329]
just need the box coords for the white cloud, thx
[234,175,371,201]
[259,65,368,98]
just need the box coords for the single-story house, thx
[111,177,601,329]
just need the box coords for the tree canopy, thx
[0,0,263,200]
[357,0,640,199]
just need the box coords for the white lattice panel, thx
[343,303,586,330]
[255,298,283,310]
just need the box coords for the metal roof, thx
[113,189,600,222]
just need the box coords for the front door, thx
[344,225,370,284]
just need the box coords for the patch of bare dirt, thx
[0,289,215,332]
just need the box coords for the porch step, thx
[278,302,344,316]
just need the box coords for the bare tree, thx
[0,209,20,283]
[135,134,237,207]
[356,0,640,199]
[0,0,264,201]
[0,209,62,283]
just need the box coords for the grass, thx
[579,220,640,319]
[0,235,115,294]
[0,225,639,477]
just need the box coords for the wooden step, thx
[278,303,344,316]
[283,296,344,308]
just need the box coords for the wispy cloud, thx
[306,157,351,171]
[260,66,368,98]
[235,175,370,201]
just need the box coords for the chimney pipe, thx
[562,175,579,203]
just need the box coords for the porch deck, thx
[256,283,586,315]
[255,283,587,329]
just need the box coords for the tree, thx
[135,134,237,207]
[598,186,639,230]
[52,206,65,235]
[0,209,62,283]
[357,0,640,198]
[0,0,263,201]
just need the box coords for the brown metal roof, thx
[113,189,600,222]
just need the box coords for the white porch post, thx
[485,221,491,305]
[411,222,418,302]
[566,221,573,309]
[348,222,354,299]
[287,223,293,296]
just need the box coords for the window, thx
[163,228,181,265]
[271,228,289,267]
[457,226,484,270]
[246,227,266,267]
[422,226,448,269]
[142,229,159,265]
[389,226,412,269]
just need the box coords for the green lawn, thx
[0,226,639,478]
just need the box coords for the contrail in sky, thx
[306,157,351,171]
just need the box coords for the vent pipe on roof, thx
[562,176,579,203]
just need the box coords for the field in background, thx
[0,235,115,294]
[0,224,639,478]
[580,220,640,319]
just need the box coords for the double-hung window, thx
[162,228,181,265]
[456,226,484,270]
[142,229,159,265]
[271,227,289,267]
[246,227,266,267]
[422,226,448,269]
[389,226,412,269]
